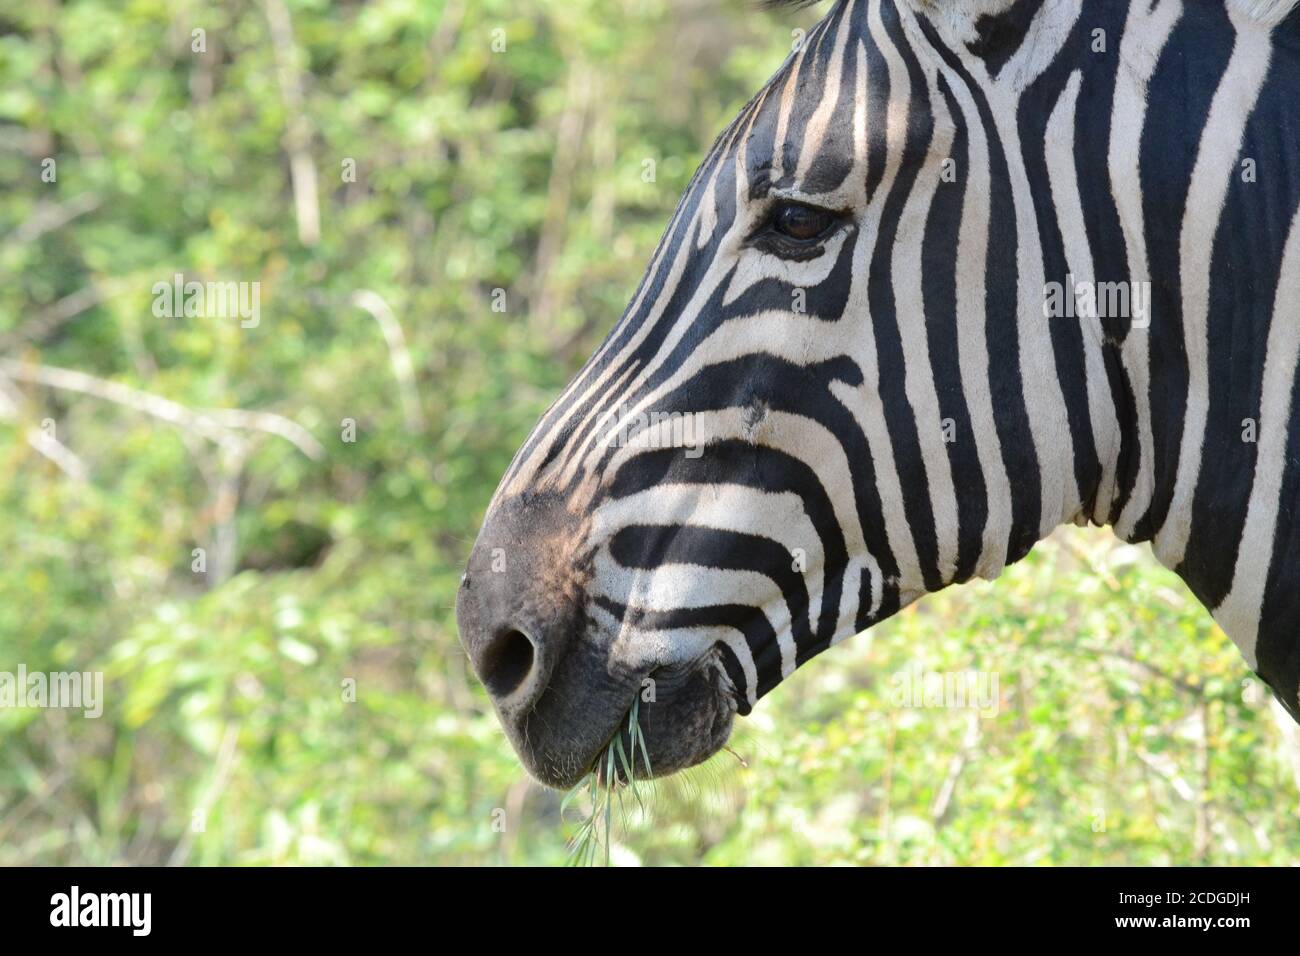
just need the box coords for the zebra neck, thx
[1092,0,1300,715]
[938,0,1300,715]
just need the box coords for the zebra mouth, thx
[454,491,739,788]
[510,647,737,791]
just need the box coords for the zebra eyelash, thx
[746,199,850,261]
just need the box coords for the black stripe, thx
[966,0,1045,79]
[925,74,988,584]
[605,440,849,650]
[869,0,945,591]
[1131,0,1235,541]
[921,14,1044,565]
[1019,41,1103,522]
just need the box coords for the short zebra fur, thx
[458,0,1300,789]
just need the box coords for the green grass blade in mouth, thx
[561,700,654,866]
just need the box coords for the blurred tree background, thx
[0,0,1296,865]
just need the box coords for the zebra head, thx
[459,0,1300,788]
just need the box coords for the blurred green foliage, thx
[0,0,1296,865]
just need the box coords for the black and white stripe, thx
[484,0,1300,722]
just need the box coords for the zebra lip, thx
[631,659,736,781]
[508,654,736,790]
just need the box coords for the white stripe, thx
[929,35,1013,580]
[1044,69,1122,525]
[837,0,924,592]
[593,482,824,643]
[1111,0,1183,539]
[943,13,1081,537]
[594,547,800,678]
[1154,6,1273,566]
[597,402,879,607]
[893,50,960,582]
[795,3,857,182]
[1212,207,1300,666]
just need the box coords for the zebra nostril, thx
[480,629,536,699]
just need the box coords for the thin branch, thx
[350,289,424,432]
[878,710,897,864]
[0,372,21,416]
[1,192,100,253]
[1194,699,1210,861]
[167,722,241,867]
[931,710,982,830]
[1135,748,1197,802]
[24,427,89,482]
[528,61,591,333]
[1074,641,1205,697]
[0,769,71,846]
[0,277,132,351]
[0,359,323,460]
[203,407,325,459]
[1268,697,1300,796]
[262,0,320,246]
[0,372,88,480]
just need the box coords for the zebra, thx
[456,0,1300,790]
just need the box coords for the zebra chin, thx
[512,653,737,791]
[456,491,738,789]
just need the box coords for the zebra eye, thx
[771,202,836,242]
